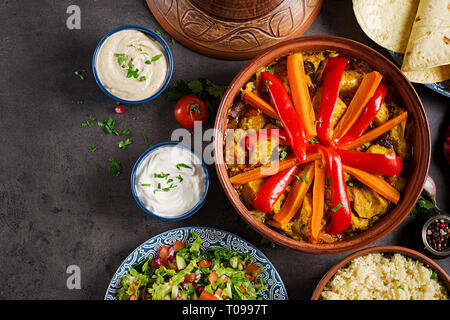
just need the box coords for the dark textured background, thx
[0,0,448,299]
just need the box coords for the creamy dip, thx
[134,145,206,218]
[96,29,168,101]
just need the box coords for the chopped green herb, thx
[155,30,162,36]
[74,69,86,80]
[76,100,83,105]
[139,76,146,82]
[126,61,139,78]
[314,120,322,125]
[154,172,170,179]
[331,202,344,212]
[279,147,287,161]
[88,114,95,121]
[301,171,309,184]
[109,158,122,176]
[121,129,131,135]
[100,118,120,136]
[145,54,163,65]
[114,53,128,66]
[170,37,175,45]
[89,144,97,152]
[118,138,133,150]
[326,177,333,183]
[143,134,153,148]
[176,163,192,170]
[397,285,404,290]
[431,271,438,280]
[176,174,183,183]
[308,138,319,145]
[141,183,151,187]
[294,174,303,182]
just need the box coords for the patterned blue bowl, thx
[105,227,288,300]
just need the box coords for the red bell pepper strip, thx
[336,82,387,146]
[261,72,307,161]
[336,149,402,176]
[251,165,299,213]
[245,129,288,150]
[316,57,348,146]
[315,145,352,235]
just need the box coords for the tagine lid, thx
[146,0,324,60]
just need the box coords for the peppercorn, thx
[426,219,449,252]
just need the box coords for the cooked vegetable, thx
[316,57,348,146]
[310,160,326,242]
[337,82,387,146]
[245,129,288,150]
[336,149,402,176]
[338,112,408,150]
[343,165,400,203]
[287,53,317,138]
[333,71,383,140]
[317,146,352,235]
[229,153,321,185]
[118,233,266,300]
[252,165,299,213]
[261,72,307,161]
[241,90,280,120]
[272,163,314,227]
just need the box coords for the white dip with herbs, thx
[96,29,168,101]
[135,145,206,218]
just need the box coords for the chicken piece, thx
[373,102,390,126]
[350,212,369,231]
[312,87,348,127]
[239,112,267,131]
[248,138,277,165]
[241,179,264,206]
[385,175,407,193]
[352,186,388,219]
[367,144,395,156]
[390,119,409,159]
[224,128,246,172]
[339,70,364,100]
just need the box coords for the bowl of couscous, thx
[312,245,449,300]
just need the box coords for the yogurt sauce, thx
[96,29,168,101]
[134,145,206,218]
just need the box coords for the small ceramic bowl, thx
[311,245,450,300]
[422,214,450,257]
[131,142,209,221]
[92,25,173,104]
[213,35,431,254]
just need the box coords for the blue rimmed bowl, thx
[104,226,289,300]
[92,25,173,104]
[131,142,209,221]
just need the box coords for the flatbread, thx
[402,64,450,83]
[353,0,419,53]
[401,0,450,72]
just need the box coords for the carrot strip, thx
[333,71,382,140]
[241,90,280,120]
[287,53,317,138]
[343,165,400,203]
[272,163,314,227]
[338,112,408,150]
[310,160,326,242]
[229,153,320,185]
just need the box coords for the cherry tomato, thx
[174,94,208,129]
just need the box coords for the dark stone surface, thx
[0,0,448,299]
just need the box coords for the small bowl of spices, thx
[422,215,450,257]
